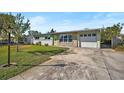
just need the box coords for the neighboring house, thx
[52,28,101,48]
[0,35,15,45]
[24,34,53,45]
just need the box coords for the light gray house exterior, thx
[52,28,101,48]
[24,28,101,48]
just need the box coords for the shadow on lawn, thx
[27,50,65,56]
[16,63,67,67]
[16,59,67,68]
[0,62,67,68]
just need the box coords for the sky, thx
[11,12,124,34]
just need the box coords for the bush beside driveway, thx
[114,45,124,51]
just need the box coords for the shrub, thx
[115,44,124,51]
[36,42,41,45]
[44,43,48,46]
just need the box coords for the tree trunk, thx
[8,32,11,66]
[16,38,19,52]
[52,35,54,46]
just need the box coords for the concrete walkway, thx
[10,48,124,80]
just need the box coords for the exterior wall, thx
[54,32,78,47]
[41,39,53,46]
[72,40,78,47]
[53,35,59,46]
[54,40,59,46]
[77,33,81,47]
[96,31,101,48]
[26,36,53,45]
[72,32,78,47]
[53,30,101,48]
[32,39,40,44]
[26,36,35,44]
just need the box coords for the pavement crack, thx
[19,74,25,80]
[101,50,112,80]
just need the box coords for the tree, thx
[28,30,42,37]
[50,28,56,33]
[14,13,30,52]
[50,28,56,45]
[101,23,124,42]
[0,13,16,66]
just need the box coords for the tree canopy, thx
[0,13,15,39]
[50,28,56,33]
[28,30,42,37]
[13,13,30,39]
[101,23,124,42]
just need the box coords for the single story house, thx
[52,28,101,48]
[24,34,53,45]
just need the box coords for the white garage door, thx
[81,41,97,48]
[80,33,98,48]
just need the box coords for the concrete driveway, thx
[10,47,124,80]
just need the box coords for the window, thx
[80,34,83,37]
[45,36,51,39]
[92,33,96,36]
[63,35,67,42]
[60,35,63,42]
[47,37,50,39]
[45,37,47,39]
[59,34,72,42]
[68,34,72,42]
[84,34,87,37]
[88,34,91,37]
[35,37,39,40]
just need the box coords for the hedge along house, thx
[51,28,101,48]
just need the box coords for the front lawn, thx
[0,45,67,79]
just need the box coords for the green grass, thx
[0,45,67,80]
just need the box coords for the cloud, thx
[28,13,124,34]
[53,15,124,33]
[29,16,46,31]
